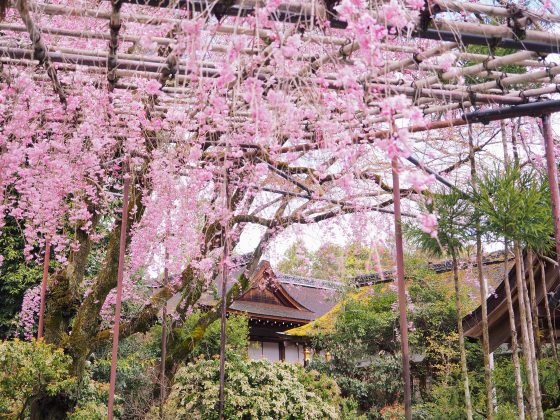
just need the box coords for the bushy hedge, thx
[0,339,116,419]
[0,339,75,417]
[160,354,351,419]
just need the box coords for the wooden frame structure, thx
[3,0,560,418]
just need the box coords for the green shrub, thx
[0,339,75,417]
[159,354,349,419]
[90,334,157,418]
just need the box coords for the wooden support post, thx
[37,240,50,340]
[159,248,169,418]
[391,156,412,420]
[107,171,131,420]
[218,169,230,420]
[542,114,560,264]
[542,114,560,310]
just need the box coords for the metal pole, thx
[391,156,412,420]
[160,248,169,418]
[37,240,50,340]
[218,169,230,420]
[107,171,131,420]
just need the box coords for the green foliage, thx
[0,339,75,417]
[159,354,349,419]
[461,45,527,85]
[405,190,473,257]
[0,216,45,337]
[333,286,399,354]
[309,352,403,416]
[418,355,560,418]
[472,164,553,250]
[171,312,249,360]
[193,313,249,359]
[309,264,459,415]
[90,333,159,418]
[67,375,116,420]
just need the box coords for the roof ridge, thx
[276,272,343,289]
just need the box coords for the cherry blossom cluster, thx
[0,0,482,329]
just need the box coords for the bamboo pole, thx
[0,47,220,77]
[218,168,231,420]
[539,260,558,362]
[0,43,542,93]
[366,82,525,105]
[520,250,544,419]
[22,1,560,52]
[514,243,538,419]
[504,242,526,419]
[107,171,131,420]
[432,18,560,46]
[37,240,50,340]
[471,65,560,93]
[17,2,351,47]
[528,250,541,359]
[413,50,538,89]
[361,42,458,83]
[452,253,473,420]
[391,156,412,420]
[159,248,169,418]
[468,125,495,419]
[433,0,560,24]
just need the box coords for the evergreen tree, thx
[405,190,474,420]
[472,164,553,420]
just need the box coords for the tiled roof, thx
[281,283,339,317]
[229,301,316,321]
[428,250,512,274]
[351,250,512,287]
[276,273,342,290]
[462,251,554,351]
[196,259,342,322]
[351,271,394,286]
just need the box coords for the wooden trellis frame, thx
[3,1,560,419]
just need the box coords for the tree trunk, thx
[503,241,526,419]
[514,242,538,420]
[540,260,558,362]
[468,125,495,418]
[452,253,473,420]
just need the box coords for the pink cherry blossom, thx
[419,213,438,238]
